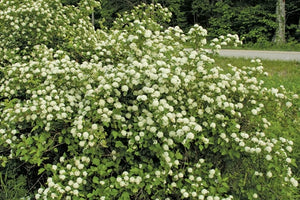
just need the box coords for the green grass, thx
[213,56,300,94]
[222,39,300,51]
[221,44,300,52]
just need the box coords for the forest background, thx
[62,0,300,49]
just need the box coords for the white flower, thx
[198,195,204,200]
[68,180,74,186]
[157,132,164,138]
[239,141,245,147]
[79,141,85,147]
[266,171,272,178]
[171,75,181,86]
[189,175,194,180]
[194,124,202,132]
[47,114,53,121]
[52,165,57,171]
[253,193,258,198]
[155,171,161,177]
[186,132,194,140]
[77,164,84,170]
[266,155,272,160]
[83,132,89,139]
[203,137,209,144]
[207,196,213,200]
[135,135,140,141]
[83,171,88,177]
[286,102,292,108]
[251,109,258,115]
[6,139,12,144]
[121,85,128,92]
[66,164,72,170]
[290,178,298,187]
[73,189,79,196]
[286,146,292,152]
[65,186,71,192]
[220,133,226,139]
[174,160,179,165]
[137,95,147,101]
[210,122,216,129]
[178,172,184,178]
[201,189,208,195]
[91,124,98,130]
[144,30,152,38]
[183,192,189,198]
[74,171,80,176]
[73,182,79,189]
[59,175,66,180]
[265,146,272,153]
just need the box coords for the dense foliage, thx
[0,0,299,199]
[88,0,300,45]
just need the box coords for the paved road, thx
[218,49,300,61]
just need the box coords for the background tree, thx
[275,0,286,44]
[285,0,300,42]
[71,0,300,46]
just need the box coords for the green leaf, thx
[26,137,33,145]
[92,176,99,184]
[116,141,125,148]
[93,158,100,165]
[175,150,183,159]
[38,168,45,175]
[59,136,63,143]
[31,125,40,133]
[256,184,261,191]
[119,192,130,200]
[112,130,118,139]
[65,137,71,145]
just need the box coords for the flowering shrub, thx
[0,1,299,199]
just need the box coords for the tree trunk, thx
[275,0,286,44]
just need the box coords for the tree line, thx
[63,0,299,46]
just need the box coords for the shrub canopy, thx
[0,0,298,199]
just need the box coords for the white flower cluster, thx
[209,33,242,54]
[0,1,298,199]
[0,0,98,64]
[187,24,208,48]
[35,156,90,199]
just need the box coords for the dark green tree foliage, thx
[235,4,276,44]
[285,0,300,42]
[98,0,151,28]
[190,0,277,43]
[190,0,211,27]
[95,0,299,44]
[207,1,237,38]
[97,0,184,28]
[158,0,186,27]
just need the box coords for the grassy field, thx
[220,43,300,52]
[213,56,300,94]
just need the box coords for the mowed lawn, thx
[213,56,300,94]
